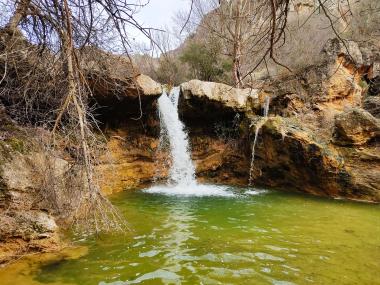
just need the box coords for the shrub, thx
[179,40,232,83]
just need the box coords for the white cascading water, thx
[147,87,231,196]
[248,96,271,186]
[158,87,196,185]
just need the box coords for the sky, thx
[0,0,194,54]
[130,0,192,50]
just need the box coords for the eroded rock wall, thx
[0,109,62,264]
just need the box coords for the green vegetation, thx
[179,41,232,83]
[5,137,26,153]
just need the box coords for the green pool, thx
[1,187,379,285]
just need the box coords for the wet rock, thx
[332,108,380,146]
[250,117,346,197]
[192,136,249,186]
[0,211,57,241]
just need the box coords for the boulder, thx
[322,38,363,64]
[332,108,380,146]
[363,95,380,118]
[81,47,162,101]
[2,152,69,193]
[135,74,163,96]
[180,80,260,118]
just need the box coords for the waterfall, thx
[263,95,270,117]
[248,96,271,186]
[157,87,196,186]
[147,87,232,196]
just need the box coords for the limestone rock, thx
[364,95,380,118]
[250,116,347,197]
[358,40,380,77]
[263,46,364,117]
[0,144,65,264]
[180,80,259,114]
[135,74,163,96]
[81,47,162,98]
[322,38,363,64]
[368,76,380,96]
[0,210,60,264]
[332,108,380,146]
[0,211,57,241]
[249,116,380,202]
[97,131,157,194]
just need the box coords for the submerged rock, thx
[332,108,380,146]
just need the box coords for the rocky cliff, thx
[94,37,380,201]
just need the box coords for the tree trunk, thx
[233,42,242,88]
[233,0,243,88]
[6,0,31,31]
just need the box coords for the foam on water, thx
[146,184,234,197]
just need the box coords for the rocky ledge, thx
[249,115,380,202]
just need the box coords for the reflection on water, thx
[0,187,379,285]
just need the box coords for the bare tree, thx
[180,0,291,87]
[0,0,158,232]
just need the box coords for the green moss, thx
[5,137,26,153]
[263,117,283,134]
[0,123,19,132]
[359,79,369,90]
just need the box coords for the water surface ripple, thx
[1,187,379,285]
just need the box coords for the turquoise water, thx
[1,187,379,284]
